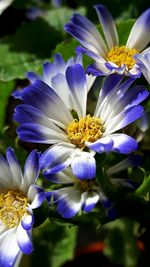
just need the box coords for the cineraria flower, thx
[0,148,45,267]
[13,53,95,105]
[65,4,150,77]
[46,155,140,218]
[14,63,148,179]
[46,167,103,218]
[135,53,150,84]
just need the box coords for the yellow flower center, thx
[75,179,96,192]
[106,46,138,69]
[0,190,28,228]
[67,115,104,149]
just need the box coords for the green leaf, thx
[31,220,77,267]
[0,81,14,130]
[54,39,79,60]
[44,7,86,33]
[0,18,63,82]
[116,19,135,45]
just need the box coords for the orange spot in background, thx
[137,240,145,252]
[75,241,105,257]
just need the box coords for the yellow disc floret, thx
[106,46,138,69]
[75,179,97,192]
[67,114,104,149]
[0,190,28,228]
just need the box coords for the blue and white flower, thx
[46,167,102,218]
[13,53,95,104]
[135,53,150,84]
[46,155,141,218]
[65,5,150,77]
[14,63,148,180]
[0,148,45,267]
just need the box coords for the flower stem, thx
[134,175,150,197]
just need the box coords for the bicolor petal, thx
[56,188,83,218]
[94,4,119,49]
[82,191,99,212]
[108,134,138,154]
[28,185,45,209]
[71,152,96,180]
[126,8,150,51]
[0,228,20,267]
[40,143,75,174]
[16,224,33,254]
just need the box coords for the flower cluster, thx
[1,3,150,267]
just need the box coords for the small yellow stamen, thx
[106,46,138,69]
[0,190,28,228]
[67,115,104,149]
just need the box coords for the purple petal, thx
[65,14,107,55]
[0,228,21,267]
[26,71,41,83]
[87,62,110,76]
[121,85,149,109]
[56,188,82,218]
[105,105,144,134]
[40,143,74,174]
[82,192,99,212]
[66,64,87,117]
[109,133,138,154]
[16,224,33,254]
[21,210,34,231]
[71,152,96,180]
[86,137,114,153]
[76,45,102,61]
[21,80,72,127]
[105,62,126,74]
[28,185,45,209]
[70,13,107,52]
[100,192,112,208]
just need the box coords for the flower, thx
[0,148,45,267]
[13,53,95,104]
[13,62,148,179]
[46,154,141,218]
[135,53,150,84]
[46,167,103,218]
[65,5,150,77]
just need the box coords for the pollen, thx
[0,190,28,228]
[67,115,104,149]
[106,45,138,69]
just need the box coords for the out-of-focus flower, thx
[0,0,14,15]
[0,148,45,267]
[46,155,141,218]
[14,60,148,179]
[65,5,150,78]
[52,0,62,7]
[135,53,150,84]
